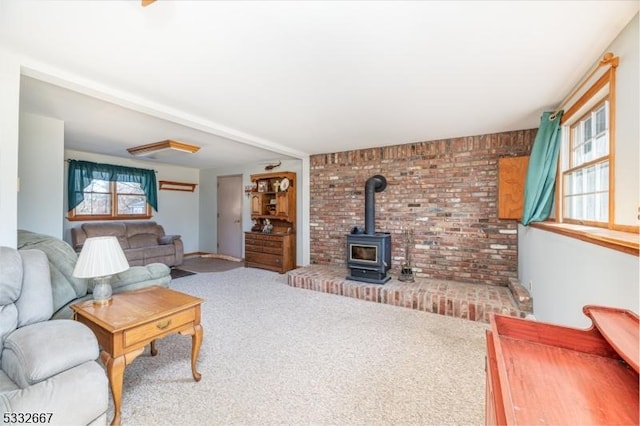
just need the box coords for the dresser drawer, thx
[246,251,282,267]
[262,240,282,248]
[245,243,263,252]
[261,245,282,255]
[245,235,260,243]
[124,308,196,348]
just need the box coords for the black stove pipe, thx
[364,175,387,235]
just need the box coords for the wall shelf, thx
[159,180,197,192]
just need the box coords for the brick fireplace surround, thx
[297,128,537,321]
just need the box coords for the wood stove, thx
[346,232,391,284]
[346,175,391,284]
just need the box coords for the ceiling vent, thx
[127,140,200,158]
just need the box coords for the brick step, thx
[507,277,533,314]
[287,265,529,323]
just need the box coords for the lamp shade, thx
[73,236,130,278]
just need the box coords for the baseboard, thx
[184,251,211,258]
[184,251,243,263]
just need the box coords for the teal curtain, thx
[68,160,158,212]
[521,111,563,225]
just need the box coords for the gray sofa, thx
[71,221,183,267]
[0,246,108,425]
[18,230,171,319]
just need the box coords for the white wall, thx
[18,113,65,238]
[0,46,20,248]
[519,225,638,328]
[63,150,201,253]
[612,14,639,225]
[199,168,217,254]
[519,15,640,328]
[199,158,306,264]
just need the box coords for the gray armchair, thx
[0,247,108,425]
[18,230,171,319]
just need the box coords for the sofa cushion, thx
[145,262,172,279]
[125,221,163,238]
[0,305,18,366]
[146,244,175,258]
[128,233,158,249]
[0,361,108,426]
[159,235,179,245]
[0,248,22,306]
[82,223,129,249]
[0,248,22,361]
[111,263,170,290]
[0,370,18,394]
[15,250,53,327]
[2,320,98,388]
[124,247,145,262]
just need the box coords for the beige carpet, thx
[111,267,489,425]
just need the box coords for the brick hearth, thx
[287,265,530,323]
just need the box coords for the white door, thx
[217,175,243,258]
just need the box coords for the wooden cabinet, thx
[244,232,295,274]
[251,194,262,216]
[485,305,639,425]
[275,192,289,217]
[245,171,296,273]
[498,156,529,219]
[249,171,296,224]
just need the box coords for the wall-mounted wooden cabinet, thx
[498,156,529,220]
[246,171,296,273]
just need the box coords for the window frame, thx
[67,179,153,221]
[556,66,617,230]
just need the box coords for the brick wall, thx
[309,129,536,287]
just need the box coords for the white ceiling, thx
[2,1,638,169]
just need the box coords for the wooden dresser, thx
[244,232,295,274]
[485,305,639,425]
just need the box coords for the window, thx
[67,160,157,221]
[562,101,610,224]
[69,179,151,220]
[557,65,615,229]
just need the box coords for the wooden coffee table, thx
[71,286,204,426]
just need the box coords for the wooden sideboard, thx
[244,232,295,274]
[485,305,639,425]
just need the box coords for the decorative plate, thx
[280,177,290,191]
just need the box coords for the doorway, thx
[217,175,243,259]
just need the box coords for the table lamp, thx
[73,236,130,305]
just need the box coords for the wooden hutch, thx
[486,305,639,425]
[245,171,296,273]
